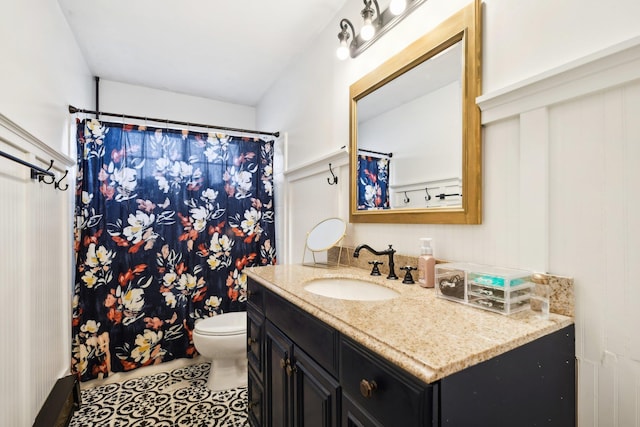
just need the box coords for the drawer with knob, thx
[339,337,436,427]
[265,289,339,376]
[247,278,264,315]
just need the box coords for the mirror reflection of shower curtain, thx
[357,154,390,210]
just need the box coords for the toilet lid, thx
[194,312,246,336]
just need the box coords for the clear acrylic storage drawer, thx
[435,263,468,302]
[435,263,533,315]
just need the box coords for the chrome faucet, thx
[353,244,398,280]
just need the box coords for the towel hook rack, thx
[0,151,69,191]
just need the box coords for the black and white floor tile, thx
[69,362,248,427]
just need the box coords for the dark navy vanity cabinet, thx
[246,277,575,427]
[248,277,342,427]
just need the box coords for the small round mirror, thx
[306,218,347,251]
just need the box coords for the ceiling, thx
[57,0,349,107]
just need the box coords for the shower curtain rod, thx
[68,105,280,138]
[358,148,393,158]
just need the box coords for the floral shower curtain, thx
[357,154,390,210]
[71,118,276,381]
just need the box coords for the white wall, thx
[256,0,640,425]
[0,0,93,155]
[97,80,257,131]
[0,1,93,425]
[482,0,640,94]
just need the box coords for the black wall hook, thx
[38,160,56,185]
[55,169,69,191]
[403,192,410,203]
[425,187,432,202]
[327,163,338,185]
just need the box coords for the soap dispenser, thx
[417,238,435,288]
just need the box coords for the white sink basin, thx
[304,277,399,301]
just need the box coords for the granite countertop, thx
[245,264,574,384]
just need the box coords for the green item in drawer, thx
[468,273,529,288]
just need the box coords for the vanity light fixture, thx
[336,0,427,59]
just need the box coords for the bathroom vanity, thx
[245,265,575,427]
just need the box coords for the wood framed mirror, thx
[349,0,482,224]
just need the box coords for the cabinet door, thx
[293,346,341,427]
[266,321,294,427]
[247,309,264,379]
[342,395,384,427]
[248,367,265,427]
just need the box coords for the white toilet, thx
[192,311,248,391]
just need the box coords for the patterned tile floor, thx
[69,362,248,427]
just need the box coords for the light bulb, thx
[361,20,375,41]
[389,0,406,15]
[336,42,349,60]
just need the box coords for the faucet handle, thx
[400,266,416,284]
[368,260,383,276]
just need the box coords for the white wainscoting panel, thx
[518,108,549,272]
[480,36,640,427]
[0,115,74,425]
[285,173,345,265]
[283,145,349,264]
[0,144,28,427]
